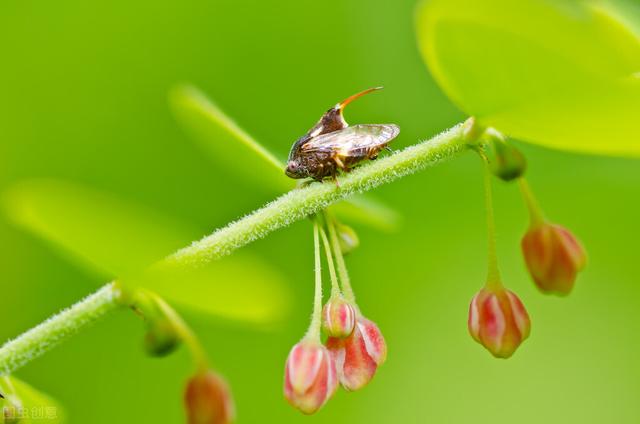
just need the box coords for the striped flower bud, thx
[322,296,356,338]
[522,222,586,295]
[468,286,531,358]
[326,316,387,391]
[284,341,337,414]
[184,371,235,424]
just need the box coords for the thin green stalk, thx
[518,178,545,227]
[324,211,356,304]
[305,221,323,342]
[481,158,502,289]
[0,122,467,374]
[148,292,209,372]
[318,224,340,298]
[0,283,122,376]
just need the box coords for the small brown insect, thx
[285,87,400,182]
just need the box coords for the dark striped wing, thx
[300,124,400,155]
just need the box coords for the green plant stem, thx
[0,283,122,376]
[325,211,356,304]
[305,221,323,342]
[0,122,468,374]
[518,178,545,227]
[318,224,340,298]
[149,292,209,372]
[481,159,502,289]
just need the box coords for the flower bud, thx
[484,129,527,181]
[144,320,181,357]
[336,223,359,255]
[284,341,337,414]
[322,296,356,338]
[522,223,586,295]
[184,371,235,424]
[132,290,181,357]
[468,287,531,358]
[326,316,387,391]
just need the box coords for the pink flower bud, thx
[326,316,387,391]
[522,223,587,295]
[184,371,235,424]
[468,287,531,358]
[322,296,356,338]
[284,341,337,414]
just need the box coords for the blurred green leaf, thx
[169,84,294,192]
[0,376,65,423]
[3,179,192,277]
[331,194,401,232]
[2,180,290,324]
[133,253,290,326]
[416,0,640,156]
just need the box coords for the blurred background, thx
[1,0,639,422]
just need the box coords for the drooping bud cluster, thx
[185,371,235,424]
[128,289,236,423]
[463,120,586,359]
[284,216,387,415]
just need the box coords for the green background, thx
[1,0,639,422]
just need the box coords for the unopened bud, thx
[184,371,235,424]
[336,223,359,255]
[284,341,337,414]
[522,222,586,295]
[322,296,356,338]
[326,315,387,391]
[468,286,531,358]
[484,129,527,181]
[132,291,181,357]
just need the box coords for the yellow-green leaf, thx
[416,0,640,156]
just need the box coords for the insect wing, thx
[300,124,399,155]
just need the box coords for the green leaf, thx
[2,180,290,324]
[331,194,401,232]
[3,179,192,277]
[416,0,640,156]
[169,84,294,192]
[131,253,290,326]
[0,376,65,423]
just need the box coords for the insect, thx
[285,87,400,182]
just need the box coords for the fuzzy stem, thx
[0,123,467,373]
[305,221,323,342]
[0,283,122,376]
[161,123,466,267]
[325,211,356,304]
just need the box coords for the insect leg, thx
[334,155,347,170]
[385,146,395,154]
